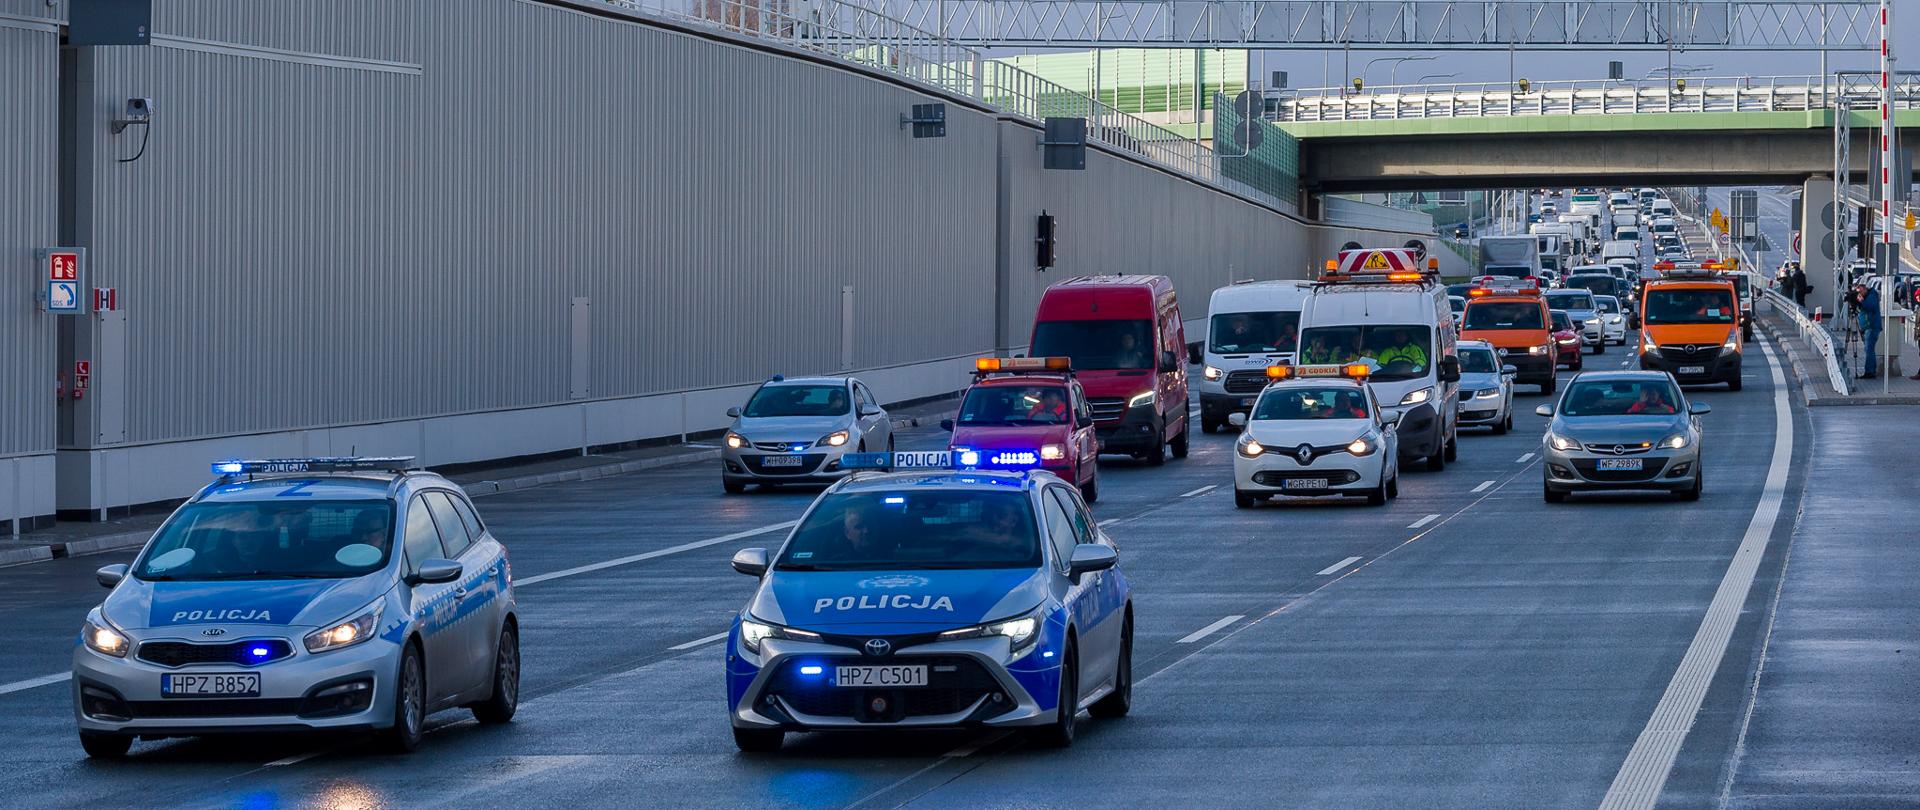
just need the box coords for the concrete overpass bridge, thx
[1265,76,1920,192]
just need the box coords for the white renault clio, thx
[1231,364,1401,508]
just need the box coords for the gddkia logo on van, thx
[858,575,929,590]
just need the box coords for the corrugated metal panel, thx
[0,25,59,457]
[150,0,417,64]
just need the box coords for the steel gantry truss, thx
[883,1,1881,50]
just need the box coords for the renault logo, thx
[201,628,226,637]
[863,638,892,657]
[1295,444,1314,464]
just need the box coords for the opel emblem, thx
[863,638,892,657]
[1683,344,1698,355]
[201,628,226,637]
[1608,445,1627,455]
[1295,444,1314,464]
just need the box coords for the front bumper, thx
[1542,444,1700,492]
[1233,446,1384,496]
[1390,401,1441,458]
[1496,350,1555,384]
[1457,392,1508,426]
[72,628,397,736]
[1639,347,1741,384]
[1095,402,1163,454]
[722,443,855,484]
[728,631,1060,732]
[1200,390,1261,422]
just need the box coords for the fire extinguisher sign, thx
[35,247,87,315]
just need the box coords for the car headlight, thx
[1346,433,1378,456]
[1660,432,1691,450]
[1128,391,1156,408]
[939,609,1042,656]
[819,429,850,447]
[304,599,385,654]
[1039,443,1065,461]
[1399,388,1431,406]
[82,617,129,658]
[1723,332,1738,350]
[1474,388,1503,399]
[1642,331,1658,352]
[1529,344,1549,356]
[1547,432,1584,452]
[725,431,749,449]
[1203,365,1223,381]
[1237,436,1265,458]
[738,616,821,654]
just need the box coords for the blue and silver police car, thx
[73,458,518,758]
[725,450,1132,752]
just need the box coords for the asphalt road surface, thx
[0,333,1829,809]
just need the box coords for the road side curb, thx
[461,448,724,497]
[0,544,55,568]
[1761,318,1920,406]
[1758,318,1822,407]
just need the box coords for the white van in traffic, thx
[1199,280,1312,433]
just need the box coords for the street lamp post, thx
[1360,55,1434,92]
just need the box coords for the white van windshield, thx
[1297,325,1433,381]
[1209,311,1299,354]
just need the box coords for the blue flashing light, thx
[840,453,892,470]
[1042,651,1055,658]
[957,449,982,467]
[247,646,272,661]
[798,665,824,676]
[988,451,1039,467]
[882,496,905,504]
[212,461,245,475]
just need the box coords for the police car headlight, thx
[304,600,384,654]
[1237,436,1265,458]
[1203,366,1223,381]
[1399,388,1431,406]
[939,609,1042,656]
[725,431,749,450]
[1039,444,1065,461]
[1547,432,1584,452]
[1127,391,1156,408]
[1660,432,1691,450]
[82,617,129,658]
[738,617,820,654]
[819,430,850,447]
[1346,433,1378,456]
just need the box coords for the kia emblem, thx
[201,628,226,637]
[863,638,891,657]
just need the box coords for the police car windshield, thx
[1030,320,1154,370]
[777,491,1041,571]
[1459,348,1500,373]
[1209,311,1299,354]
[1643,288,1735,325]
[957,386,1073,426]
[133,500,395,581]
[1295,325,1431,381]
[1561,379,1683,417]
[743,385,850,418]
[1545,291,1594,310]
[1464,302,1544,330]
[1253,387,1371,421]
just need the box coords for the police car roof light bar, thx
[211,456,418,477]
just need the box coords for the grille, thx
[744,454,825,475]
[1571,458,1668,482]
[1087,397,1127,422]
[137,639,295,668]
[1222,370,1268,394]
[1658,345,1721,363]
[126,698,303,718]
[751,440,812,452]
[1252,470,1361,486]
[767,656,1001,721]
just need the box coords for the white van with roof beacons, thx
[1199,280,1311,433]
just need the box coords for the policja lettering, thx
[815,594,955,613]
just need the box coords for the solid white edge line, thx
[265,750,327,768]
[0,672,69,696]
[1176,615,1245,644]
[1517,452,1536,463]
[1315,556,1363,576]
[514,520,797,586]
[1599,339,1793,810]
[668,631,729,651]
[1407,513,1441,529]
[1097,518,1120,527]
[1471,480,1495,493]
[1178,484,1217,498]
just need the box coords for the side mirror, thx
[731,548,770,577]
[1689,402,1712,416]
[1500,365,1518,376]
[96,563,128,589]
[1380,411,1402,427]
[1226,412,1248,428]
[1437,356,1461,383]
[412,559,463,586]
[1534,404,1555,417]
[1159,351,1179,373]
[939,418,955,432]
[726,406,741,419]
[1076,414,1093,429]
[858,405,882,417]
[1067,544,1118,578]
[1187,345,1203,365]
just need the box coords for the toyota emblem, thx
[201,628,226,637]
[1295,444,1314,464]
[863,638,892,657]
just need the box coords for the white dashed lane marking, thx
[1407,514,1441,530]
[1315,556,1363,576]
[1176,615,1245,644]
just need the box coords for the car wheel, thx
[722,480,747,495]
[1386,471,1399,498]
[1089,615,1132,719]
[1425,434,1446,471]
[1202,416,1221,434]
[1367,472,1388,506]
[1544,483,1567,503]
[471,623,519,725]
[1492,410,1510,435]
[1728,376,1743,392]
[78,731,132,759]
[1081,469,1100,504]
[1541,377,1556,396]
[1031,639,1078,748]
[888,436,895,453]
[1444,430,1458,462]
[381,642,426,753]
[1679,468,1703,501]
[1594,341,1605,355]
[733,727,785,753]
[1169,427,1189,459]
[1145,427,1167,467]
[1234,488,1255,509]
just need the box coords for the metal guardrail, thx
[1762,286,1852,395]
[1268,74,1920,123]
[594,0,1297,214]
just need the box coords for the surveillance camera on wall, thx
[124,97,154,122]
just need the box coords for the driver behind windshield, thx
[1375,329,1428,369]
[1026,388,1069,423]
[1626,386,1676,415]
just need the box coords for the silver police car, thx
[722,375,893,493]
[1537,373,1710,502]
[74,458,518,757]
